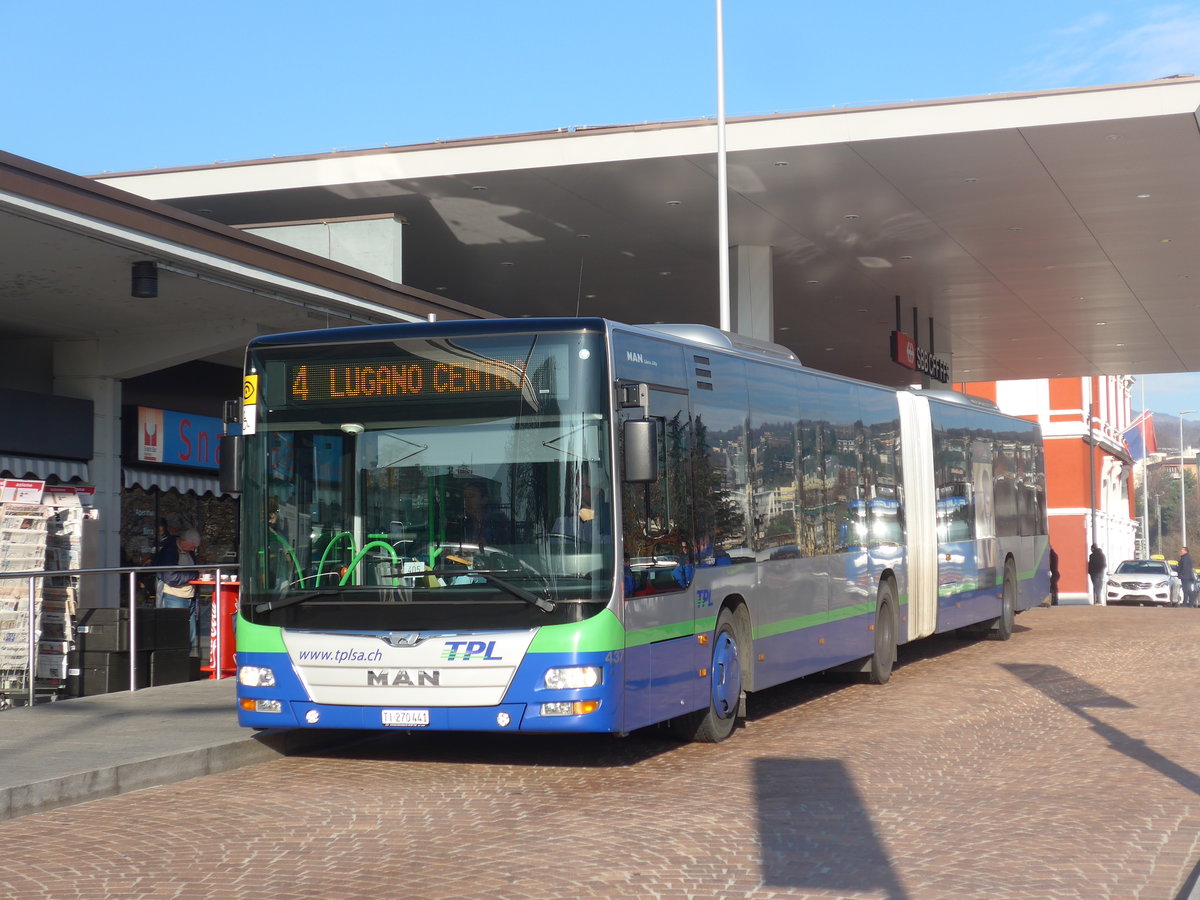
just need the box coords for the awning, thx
[122,466,227,497]
[0,454,89,481]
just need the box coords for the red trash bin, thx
[191,579,239,679]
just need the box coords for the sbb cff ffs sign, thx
[890,331,949,383]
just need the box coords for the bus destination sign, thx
[286,357,529,405]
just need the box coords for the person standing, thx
[152,518,171,607]
[1178,547,1196,607]
[154,528,201,651]
[1049,546,1060,605]
[1087,544,1107,606]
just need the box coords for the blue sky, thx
[3,1,1200,407]
[1135,373,1200,416]
[6,1,1198,176]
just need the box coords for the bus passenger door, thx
[618,386,699,731]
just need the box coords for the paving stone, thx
[0,607,1197,899]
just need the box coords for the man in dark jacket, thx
[1178,547,1196,607]
[153,529,201,650]
[1087,545,1106,606]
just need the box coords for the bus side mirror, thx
[219,435,243,494]
[623,419,659,483]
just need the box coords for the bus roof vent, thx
[640,324,799,363]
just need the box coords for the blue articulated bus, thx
[224,317,1050,742]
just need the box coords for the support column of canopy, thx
[729,245,774,342]
[53,340,122,607]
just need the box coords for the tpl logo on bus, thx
[442,640,504,661]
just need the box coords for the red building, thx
[957,377,1137,604]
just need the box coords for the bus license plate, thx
[382,709,429,727]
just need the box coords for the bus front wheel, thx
[669,608,743,743]
[991,561,1017,641]
[868,582,897,685]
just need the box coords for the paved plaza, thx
[0,605,1197,899]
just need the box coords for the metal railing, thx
[0,562,239,707]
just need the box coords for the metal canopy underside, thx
[0,155,490,376]
[50,78,1200,385]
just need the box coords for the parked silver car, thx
[1105,559,1182,606]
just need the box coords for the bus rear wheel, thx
[670,608,742,743]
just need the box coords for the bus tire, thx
[990,560,1017,641]
[868,582,897,685]
[669,607,742,743]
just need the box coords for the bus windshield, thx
[241,329,614,629]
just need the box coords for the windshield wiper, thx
[255,588,340,615]
[426,568,556,613]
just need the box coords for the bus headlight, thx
[543,666,602,690]
[238,665,276,687]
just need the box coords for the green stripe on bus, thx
[623,619,694,647]
[236,616,287,653]
[528,608,626,653]
[752,599,876,640]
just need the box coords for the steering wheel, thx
[430,542,541,575]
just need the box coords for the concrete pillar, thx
[53,341,122,607]
[730,245,773,341]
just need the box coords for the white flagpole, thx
[1141,378,1149,556]
[716,0,731,332]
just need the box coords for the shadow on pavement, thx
[755,757,908,898]
[302,726,681,768]
[1001,663,1200,797]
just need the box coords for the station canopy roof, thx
[80,76,1200,386]
[0,153,490,379]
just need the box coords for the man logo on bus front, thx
[382,632,422,647]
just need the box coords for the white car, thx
[1105,559,1182,606]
